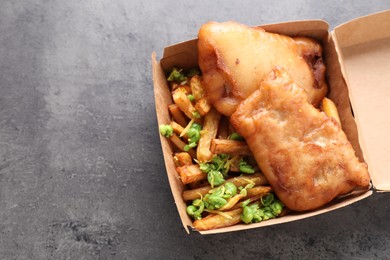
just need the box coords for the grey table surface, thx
[1,0,390,259]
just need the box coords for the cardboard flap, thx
[161,39,198,71]
[333,10,390,191]
[152,52,193,233]
[198,189,372,235]
[334,10,390,48]
[260,20,329,40]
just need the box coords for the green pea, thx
[187,128,197,137]
[186,198,205,220]
[199,163,212,173]
[253,208,264,223]
[241,206,254,224]
[167,68,187,84]
[187,205,197,216]
[212,154,225,167]
[270,200,283,216]
[212,186,225,197]
[207,195,227,209]
[190,211,202,220]
[223,182,237,198]
[187,94,195,102]
[239,159,255,174]
[203,195,210,209]
[187,128,200,143]
[249,203,260,211]
[240,165,255,174]
[221,164,230,176]
[207,170,225,188]
[184,143,196,151]
[192,111,201,119]
[252,214,262,223]
[191,123,202,132]
[159,124,173,138]
[245,183,255,190]
[261,193,274,207]
[193,199,203,207]
[205,154,230,175]
[240,199,251,208]
[239,188,247,197]
[263,211,274,220]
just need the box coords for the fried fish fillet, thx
[230,67,370,211]
[198,21,327,116]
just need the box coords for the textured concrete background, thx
[0,0,389,259]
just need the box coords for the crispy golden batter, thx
[198,21,327,116]
[230,67,370,211]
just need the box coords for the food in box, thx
[152,10,390,234]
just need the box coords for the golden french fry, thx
[231,195,262,210]
[190,75,204,100]
[321,97,341,126]
[179,85,191,94]
[193,208,243,231]
[197,108,221,162]
[210,139,252,156]
[171,85,191,94]
[173,157,180,167]
[246,186,272,197]
[229,174,269,187]
[180,119,195,138]
[173,152,193,166]
[170,121,188,139]
[169,133,196,158]
[219,194,244,211]
[182,185,211,201]
[168,104,188,127]
[219,186,271,211]
[182,173,269,201]
[195,98,211,116]
[172,87,199,120]
[176,164,207,185]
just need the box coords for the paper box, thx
[152,10,390,234]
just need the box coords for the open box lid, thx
[332,10,390,191]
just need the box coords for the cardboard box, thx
[152,10,390,234]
